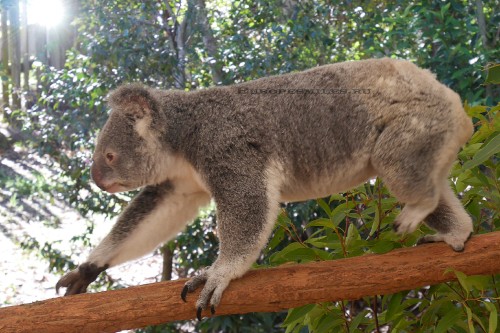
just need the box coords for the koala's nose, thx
[90,162,106,190]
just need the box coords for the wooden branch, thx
[1,232,500,333]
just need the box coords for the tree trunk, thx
[163,0,196,89]
[1,232,499,333]
[475,0,488,50]
[1,3,10,112]
[21,0,28,91]
[196,0,224,85]
[8,0,20,109]
[160,242,174,281]
[475,0,493,99]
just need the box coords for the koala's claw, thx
[195,305,215,320]
[195,304,216,321]
[393,218,411,235]
[416,236,432,246]
[196,307,203,321]
[181,285,189,302]
[181,268,209,302]
[182,266,231,320]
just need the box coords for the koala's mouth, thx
[105,182,129,193]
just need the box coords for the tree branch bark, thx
[1,232,500,333]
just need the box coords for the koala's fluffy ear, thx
[107,84,157,120]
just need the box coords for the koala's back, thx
[182,58,471,201]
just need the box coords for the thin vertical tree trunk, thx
[475,0,492,100]
[21,0,28,91]
[1,4,10,112]
[160,243,174,281]
[9,0,21,109]
[197,0,224,85]
[163,0,196,89]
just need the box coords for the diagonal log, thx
[1,232,500,333]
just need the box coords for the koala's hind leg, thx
[370,118,461,240]
[418,182,473,251]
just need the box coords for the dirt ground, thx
[0,145,165,308]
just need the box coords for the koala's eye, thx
[105,152,116,165]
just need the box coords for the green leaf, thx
[349,310,368,330]
[282,247,318,262]
[306,218,334,229]
[370,240,396,254]
[267,225,285,251]
[386,292,403,321]
[421,299,447,327]
[315,315,344,333]
[485,63,500,84]
[345,223,360,247]
[484,301,498,333]
[328,194,345,202]
[462,132,500,169]
[370,203,381,237]
[466,306,475,332]
[312,248,333,260]
[269,242,306,263]
[472,312,488,333]
[270,243,323,264]
[332,211,347,226]
[283,304,316,327]
[317,198,332,217]
[446,269,471,297]
[435,307,463,333]
[467,275,491,291]
[440,2,451,18]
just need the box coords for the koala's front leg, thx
[56,180,210,295]
[182,173,281,319]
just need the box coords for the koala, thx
[56,58,473,319]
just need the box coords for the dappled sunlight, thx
[27,0,65,27]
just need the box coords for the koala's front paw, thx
[181,267,208,302]
[181,266,232,320]
[56,263,108,296]
[393,216,420,235]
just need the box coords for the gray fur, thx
[425,198,453,234]
[109,181,174,242]
[57,58,474,317]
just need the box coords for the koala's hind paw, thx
[56,263,108,296]
[417,232,473,252]
[182,266,232,320]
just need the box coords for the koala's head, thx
[91,84,168,193]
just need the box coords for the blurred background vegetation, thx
[0,0,499,332]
